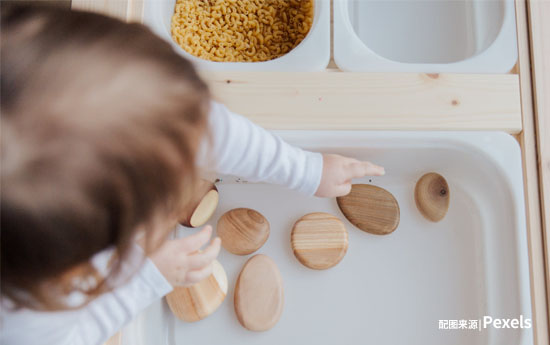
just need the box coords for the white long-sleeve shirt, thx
[0,102,323,345]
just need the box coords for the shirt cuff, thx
[139,258,174,298]
[297,151,323,196]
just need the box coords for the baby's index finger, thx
[187,237,221,270]
[348,161,385,179]
[179,225,213,253]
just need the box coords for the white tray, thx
[143,0,330,72]
[122,131,532,345]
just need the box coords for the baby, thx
[0,4,384,345]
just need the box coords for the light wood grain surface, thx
[72,0,126,19]
[337,184,400,235]
[202,71,522,133]
[217,208,270,256]
[528,0,550,311]
[234,254,284,332]
[102,333,121,345]
[72,0,142,22]
[165,260,227,322]
[291,212,348,270]
[515,1,550,344]
[179,180,219,228]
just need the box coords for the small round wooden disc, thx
[217,208,270,255]
[336,184,400,235]
[291,212,348,270]
[188,189,219,227]
[166,260,227,322]
[414,172,450,222]
[234,254,284,332]
[179,180,219,228]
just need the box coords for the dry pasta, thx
[171,0,314,62]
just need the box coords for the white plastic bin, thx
[143,0,330,71]
[120,131,532,345]
[334,0,518,73]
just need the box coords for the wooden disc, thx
[291,212,348,270]
[179,180,219,228]
[166,260,227,322]
[217,208,270,255]
[234,254,284,332]
[414,172,450,222]
[336,184,400,235]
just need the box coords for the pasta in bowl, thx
[143,0,329,71]
[171,0,314,62]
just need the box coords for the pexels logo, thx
[483,315,531,329]
[439,315,532,330]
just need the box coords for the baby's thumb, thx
[334,182,353,197]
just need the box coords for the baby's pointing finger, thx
[348,161,385,179]
[179,225,213,253]
[187,237,221,270]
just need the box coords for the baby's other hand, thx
[150,226,221,287]
[315,153,385,198]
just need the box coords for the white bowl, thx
[334,0,518,73]
[143,0,330,71]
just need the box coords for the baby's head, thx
[1,5,210,309]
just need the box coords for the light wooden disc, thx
[336,184,400,235]
[414,172,450,222]
[234,254,284,332]
[291,212,348,270]
[189,189,219,227]
[166,260,227,322]
[217,208,270,255]
[179,180,219,228]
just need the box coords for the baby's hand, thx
[315,153,385,197]
[150,226,221,287]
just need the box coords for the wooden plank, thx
[515,1,550,344]
[528,0,550,315]
[126,0,143,23]
[71,0,142,23]
[103,333,121,345]
[4,0,71,8]
[71,0,128,21]
[202,71,522,132]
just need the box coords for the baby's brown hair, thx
[1,4,210,310]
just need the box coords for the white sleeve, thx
[74,256,173,345]
[0,249,172,345]
[198,102,323,196]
